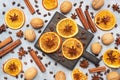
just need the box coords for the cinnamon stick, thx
[75,7,89,30]
[88,66,106,73]
[85,10,97,32]
[0,36,13,49]
[24,0,35,14]
[29,49,46,72]
[0,39,21,57]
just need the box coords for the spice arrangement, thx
[0,0,120,80]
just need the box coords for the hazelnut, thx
[30,18,44,29]
[24,67,38,80]
[91,42,102,55]
[60,1,72,14]
[24,29,36,42]
[107,71,120,80]
[101,33,114,45]
[55,71,66,80]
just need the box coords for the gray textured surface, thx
[0,0,120,80]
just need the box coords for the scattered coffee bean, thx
[38,30,41,33]
[16,75,18,79]
[98,36,100,40]
[21,6,25,9]
[73,3,77,7]
[2,11,5,15]
[20,74,23,78]
[8,31,12,34]
[45,63,48,67]
[107,4,110,8]
[26,24,29,27]
[49,71,53,74]
[42,52,45,56]
[44,14,47,17]
[4,77,7,80]
[35,5,39,8]
[55,62,57,66]
[48,12,51,16]
[3,3,6,7]
[30,59,33,63]
[34,0,38,3]
[17,3,20,7]
[12,1,16,5]
[114,24,118,28]
[38,55,43,60]
[48,61,51,65]
[114,46,118,49]
[45,20,48,23]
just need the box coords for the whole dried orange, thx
[5,8,25,29]
[38,32,62,53]
[72,68,88,80]
[94,9,116,30]
[3,58,22,76]
[56,18,78,38]
[62,38,83,60]
[103,49,120,68]
[42,0,58,10]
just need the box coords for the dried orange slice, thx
[3,58,22,76]
[56,18,78,38]
[42,0,58,10]
[94,9,116,30]
[103,49,120,68]
[72,68,88,80]
[38,32,62,53]
[62,38,83,60]
[5,8,25,29]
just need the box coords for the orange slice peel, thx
[103,49,120,68]
[42,0,58,10]
[39,32,62,53]
[94,9,116,30]
[56,18,78,38]
[5,8,25,29]
[62,38,83,60]
[3,58,22,76]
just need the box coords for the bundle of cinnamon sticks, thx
[75,7,97,33]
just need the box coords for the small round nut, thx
[101,33,114,45]
[91,42,102,55]
[30,18,44,29]
[92,0,104,10]
[55,71,66,80]
[107,71,120,80]
[24,29,36,42]
[60,1,72,14]
[24,67,38,80]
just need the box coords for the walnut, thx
[24,29,36,42]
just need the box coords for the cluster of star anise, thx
[16,30,23,38]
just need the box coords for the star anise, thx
[115,37,120,46]
[0,24,6,34]
[106,50,117,63]
[112,3,119,11]
[64,25,72,32]
[71,13,77,19]
[101,16,110,25]
[9,13,18,22]
[68,46,77,56]
[18,47,27,56]
[45,38,55,48]
[16,30,23,38]
[80,59,89,68]
[92,74,102,80]
[8,62,17,71]
[73,73,81,80]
